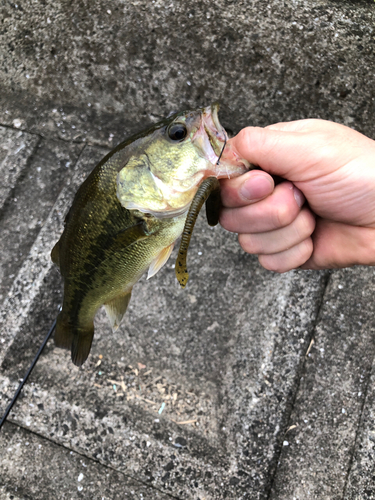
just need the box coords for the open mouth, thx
[202,103,227,159]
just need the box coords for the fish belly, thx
[55,214,186,366]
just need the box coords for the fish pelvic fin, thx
[71,323,95,367]
[51,242,60,267]
[147,243,175,280]
[104,290,132,332]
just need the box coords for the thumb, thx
[228,119,360,183]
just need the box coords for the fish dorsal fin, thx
[104,290,132,331]
[147,243,174,280]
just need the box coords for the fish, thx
[51,104,250,366]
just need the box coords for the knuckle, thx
[258,238,314,274]
[297,238,314,264]
[297,209,316,239]
[238,234,260,254]
[258,255,286,273]
[303,237,314,257]
[273,202,295,229]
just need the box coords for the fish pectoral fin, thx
[114,221,150,249]
[104,290,132,332]
[71,324,95,367]
[51,242,60,267]
[147,243,175,280]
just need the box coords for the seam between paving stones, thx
[0,123,43,136]
[3,420,181,500]
[0,122,91,147]
[265,269,332,499]
[341,337,375,499]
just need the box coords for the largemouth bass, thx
[52,104,249,366]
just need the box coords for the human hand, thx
[220,119,375,272]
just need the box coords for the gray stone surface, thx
[270,267,375,499]
[0,129,83,302]
[0,128,39,209]
[1,0,375,499]
[344,340,375,500]
[0,421,172,499]
[1,0,375,147]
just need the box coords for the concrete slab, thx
[0,421,172,499]
[1,1,374,146]
[270,267,375,500]
[0,127,39,209]
[344,342,375,500]
[0,127,83,302]
[2,1,375,497]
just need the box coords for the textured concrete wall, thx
[1,0,375,145]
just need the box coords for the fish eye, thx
[168,123,188,142]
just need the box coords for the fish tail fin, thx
[54,312,73,350]
[55,312,94,367]
[71,324,95,367]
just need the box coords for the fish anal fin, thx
[104,290,132,332]
[147,243,174,280]
[71,323,95,367]
[51,242,60,267]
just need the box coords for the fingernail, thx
[293,186,305,208]
[239,175,273,201]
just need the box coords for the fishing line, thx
[0,317,57,431]
[216,136,227,165]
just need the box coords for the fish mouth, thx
[189,104,225,169]
[195,103,250,179]
[117,104,250,220]
[202,102,227,158]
